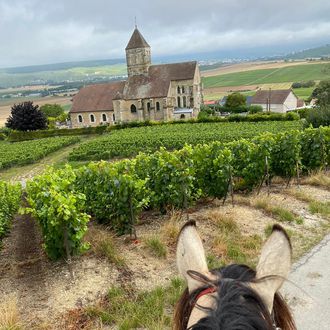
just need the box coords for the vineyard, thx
[0,136,80,169]
[24,126,330,259]
[69,121,302,161]
[0,181,21,241]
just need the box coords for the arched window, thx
[131,104,137,113]
[177,96,181,108]
[156,102,160,111]
[183,96,187,108]
[113,114,116,122]
[182,86,185,94]
[177,86,181,94]
[90,114,95,123]
[147,102,151,111]
[102,113,107,122]
[180,114,185,119]
[78,115,83,123]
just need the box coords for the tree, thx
[6,101,47,131]
[311,80,330,106]
[225,92,247,109]
[40,104,65,118]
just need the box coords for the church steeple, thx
[125,28,151,77]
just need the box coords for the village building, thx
[70,28,202,127]
[250,89,305,113]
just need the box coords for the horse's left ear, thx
[176,221,211,293]
[251,224,292,313]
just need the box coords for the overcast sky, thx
[1,0,330,68]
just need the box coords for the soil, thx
[0,181,329,329]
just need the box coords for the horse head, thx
[174,221,296,330]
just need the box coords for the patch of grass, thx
[309,201,330,218]
[206,253,225,269]
[304,172,330,189]
[86,277,185,329]
[86,227,125,267]
[161,212,182,246]
[253,198,302,224]
[0,295,22,330]
[145,236,167,259]
[285,189,314,203]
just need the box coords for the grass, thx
[309,201,330,218]
[86,227,126,267]
[160,212,182,246]
[253,198,303,224]
[303,172,330,189]
[145,236,167,259]
[201,210,262,267]
[292,87,314,100]
[203,62,330,88]
[85,277,185,330]
[0,295,22,330]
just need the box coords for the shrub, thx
[305,106,330,128]
[248,105,263,114]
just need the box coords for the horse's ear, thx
[176,221,211,293]
[251,224,292,313]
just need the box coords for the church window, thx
[177,86,181,94]
[102,113,107,122]
[113,114,116,122]
[156,102,160,111]
[183,96,187,108]
[177,97,181,108]
[131,104,137,113]
[147,102,151,111]
[180,114,185,119]
[182,86,185,93]
[78,115,83,123]
[90,114,95,123]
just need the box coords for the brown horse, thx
[174,221,296,330]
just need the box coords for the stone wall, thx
[70,111,115,128]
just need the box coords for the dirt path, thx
[0,212,51,326]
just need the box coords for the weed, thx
[309,201,330,218]
[86,278,185,329]
[304,172,330,189]
[145,236,167,258]
[0,295,22,330]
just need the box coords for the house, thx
[250,89,304,113]
[70,28,202,127]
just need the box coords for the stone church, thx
[70,28,202,127]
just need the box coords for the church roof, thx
[70,81,125,113]
[122,61,197,99]
[126,28,150,50]
[251,89,294,105]
[70,61,197,113]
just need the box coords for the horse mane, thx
[173,264,296,330]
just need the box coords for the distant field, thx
[0,96,72,127]
[203,62,330,88]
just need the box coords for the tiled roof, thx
[251,89,294,105]
[122,61,197,99]
[126,28,150,50]
[70,82,125,113]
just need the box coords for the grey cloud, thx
[0,0,329,67]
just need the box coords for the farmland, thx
[203,62,330,88]
[69,121,302,161]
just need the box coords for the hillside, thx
[286,44,330,60]
[203,62,330,88]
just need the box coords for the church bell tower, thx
[125,27,151,77]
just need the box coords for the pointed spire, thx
[125,28,150,50]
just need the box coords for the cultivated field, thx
[0,96,72,127]
[202,60,330,101]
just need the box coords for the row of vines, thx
[0,181,21,241]
[0,136,80,169]
[25,127,330,260]
[69,121,302,161]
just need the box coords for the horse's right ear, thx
[176,221,211,293]
[251,224,292,313]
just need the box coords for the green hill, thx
[203,62,330,88]
[286,44,330,60]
